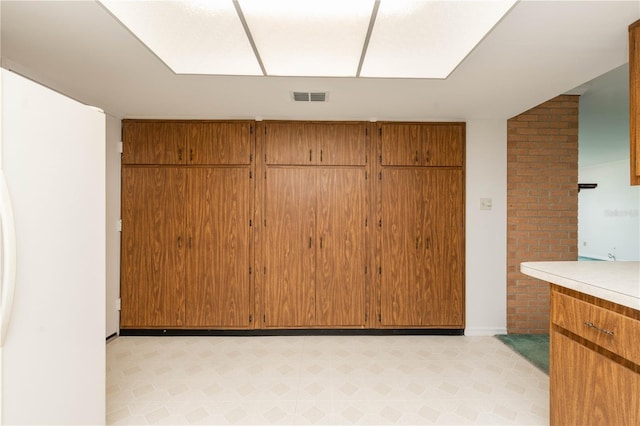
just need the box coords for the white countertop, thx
[521,261,640,311]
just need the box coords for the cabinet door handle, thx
[414,150,419,163]
[416,237,419,250]
[177,236,182,248]
[309,149,312,162]
[583,321,614,336]
[320,237,323,249]
[189,149,193,162]
[320,149,323,162]
[178,148,183,161]
[309,237,312,248]
[425,150,431,163]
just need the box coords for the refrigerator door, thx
[0,69,105,425]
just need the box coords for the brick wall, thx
[507,95,579,334]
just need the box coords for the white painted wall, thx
[106,114,121,337]
[464,120,507,336]
[578,160,640,261]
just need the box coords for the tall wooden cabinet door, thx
[120,167,186,327]
[423,169,464,325]
[122,121,187,165]
[421,125,464,167]
[264,122,315,165]
[315,123,368,165]
[185,168,250,327]
[316,168,367,327]
[380,169,431,326]
[263,168,316,326]
[380,124,423,166]
[188,122,252,165]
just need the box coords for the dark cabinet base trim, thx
[119,328,465,337]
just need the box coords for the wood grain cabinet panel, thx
[265,122,367,165]
[122,121,187,165]
[316,168,367,326]
[263,168,317,327]
[380,168,464,327]
[551,331,640,425]
[123,120,252,165]
[630,20,640,185]
[186,168,250,327]
[381,123,464,167]
[120,167,186,327]
[262,167,367,328]
[188,122,252,165]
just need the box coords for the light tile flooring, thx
[107,335,548,425]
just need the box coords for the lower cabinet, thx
[550,286,640,425]
[120,166,251,329]
[262,167,367,328]
[380,168,464,327]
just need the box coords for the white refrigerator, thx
[0,69,105,424]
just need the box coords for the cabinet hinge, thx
[117,219,122,232]
[118,141,123,154]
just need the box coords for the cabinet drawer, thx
[552,291,640,365]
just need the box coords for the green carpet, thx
[496,334,549,375]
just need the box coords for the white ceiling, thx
[1,0,639,121]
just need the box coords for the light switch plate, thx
[480,198,492,210]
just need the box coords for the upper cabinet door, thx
[315,123,368,165]
[122,121,187,165]
[264,122,315,165]
[380,123,464,166]
[630,19,640,185]
[188,122,252,165]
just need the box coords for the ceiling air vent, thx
[292,91,328,102]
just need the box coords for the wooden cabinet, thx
[122,120,252,165]
[264,122,368,165]
[380,168,464,327]
[630,20,640,185]
[185,168,250,327]
[377,122,465,329]
[550,285,640,425]
[121,120,253,330]
[120,119,465,331]
[380,122,464,167]
[121,167,186,327]
[262,167,367,328]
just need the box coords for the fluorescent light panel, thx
[361,0,517,78]
[99,0,517,79]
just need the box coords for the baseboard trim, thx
[119,328,465,337]
[464,327,507,336]
[106,332,118,342]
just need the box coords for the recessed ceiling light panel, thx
[239,0,374,77]
[361,0,517,78]
[99,0,262,75]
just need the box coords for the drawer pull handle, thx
[583,321,614,336]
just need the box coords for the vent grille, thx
[292,91,328,102]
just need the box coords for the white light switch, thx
[480,198,492,210]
